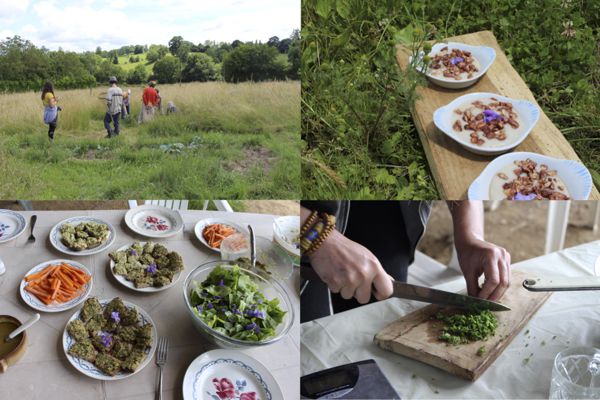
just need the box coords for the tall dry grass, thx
[0,81,300,134]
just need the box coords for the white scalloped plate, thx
[182,349,283,400]
[468,152,592,200]
[411,42,496,89]
[62,299,157,381]
[20,259,92,312]
[0,209,27,244]
[124,205,184,238]
[433,92,540,155]
[49,216,116,256]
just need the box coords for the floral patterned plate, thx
[182,349,283,400]
[62,299,157,380]
[124,205,184,238]
[20,259,93,312]
[109,242,183,293]
[0,209,27,244]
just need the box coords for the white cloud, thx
[0,0,29,24]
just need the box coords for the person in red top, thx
[139,81,158,123]
[142,81,158,106]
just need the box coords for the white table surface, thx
[301,240,600,399]
[0,210,300,400]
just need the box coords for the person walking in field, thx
[104,76,123,138]
[122,89,131,119]
[139,81,158,123]
[41,81,61,141]
[156,88,163,115]
[166,101,177,114]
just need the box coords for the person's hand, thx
[455,237,511,301]
[308,229,393,304]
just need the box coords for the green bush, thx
[222,44,287,82]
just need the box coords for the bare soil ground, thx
[417,201,600,264]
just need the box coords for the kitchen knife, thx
[523,276,600,292]
[390,281,511,311]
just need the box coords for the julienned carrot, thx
[203,224,237,248]
[24,263,90,306]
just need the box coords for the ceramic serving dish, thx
[412,42,496,89]
[0,315,27,373]
[468,152,592,200]
[49,216,116,256]
[433,92,540,155]
[124,205,184,238]
[0,210,27,244]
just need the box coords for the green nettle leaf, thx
[332,29,351,47]
[315,0,333,18]
[374,168,397,185]
[335,0,351,19]
[394,25,415,45]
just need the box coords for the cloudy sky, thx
[0,0,299,52]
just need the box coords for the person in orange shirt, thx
[139,81,158,123]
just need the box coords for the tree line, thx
[0,31,300,92]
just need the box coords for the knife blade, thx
[391,281,511,311]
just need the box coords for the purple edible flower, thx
[257,299,263,305]
[207,303,214,309]
[483,109,502,123]
[99,333,113,347]
[450,56,464,65]
[514,192,537,201]
[218,279,224,287]
[130,249,137,256]
[245,322,260,333]
[213,295,221,300]
[196,305,203,312]
[110,311,120,323]
[146,263,157,275]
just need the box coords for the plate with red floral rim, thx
[182,349,282,400]
[124,205,184,238]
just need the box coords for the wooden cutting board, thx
[374,270,551,381]
[396,30,600,200]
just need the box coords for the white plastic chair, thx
[127,200,189,210]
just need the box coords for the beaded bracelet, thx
[300,218,325,253]
[300,210,318,236]
[305,213,336,255]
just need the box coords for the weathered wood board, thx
[374,270,551,381]
[396,30,600,200]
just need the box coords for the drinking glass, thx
[550,347,600,399]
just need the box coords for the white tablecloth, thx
[301,241,600,399]
[0,210,299,400]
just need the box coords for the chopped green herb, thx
[436,310,498,344]
[525,329,530,335]
[434,390,439,394]
[541,340,546,346]
[476,346,486,356]
[525,343,529,347]
[412,373,416,379]
[189,265,286,341]
[552,335,557,340]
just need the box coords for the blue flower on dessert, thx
[514,192,537,201]
[483,109,503,123]
[110,311,120,323]
[146,263,157,275]
[450,56,464,65]
[99,332,113,347]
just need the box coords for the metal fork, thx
[27,215,37,243]
[155,336,169,400]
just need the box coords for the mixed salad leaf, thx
[189,265,286,341]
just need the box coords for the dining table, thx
[301,240,600,399]
[0,209,300,400]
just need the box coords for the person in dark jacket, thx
[300,201,511,322]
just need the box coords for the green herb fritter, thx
[60,222,110,251]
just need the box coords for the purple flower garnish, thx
[245,322,260,333]
[483,109,502,123]
[207,303,214,309]
[218,279,224,287]
[514,192,537,201]
[130,249,137,256]
[196,305,203,312]
[257,299,262,305]
[99,333,113,347]
[450,56,464,65]
[110,311,120,323]
[146,263,157,275]
[213,295,221,300]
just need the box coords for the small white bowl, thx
[433,92,540,155]
[468,152,593,200]
[412,42,496,89]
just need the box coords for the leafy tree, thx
[134,45,144,54]
[181,53,216,82]
[277,38,292,53]
[168,35,184,56]
[152,55,179,83]
[95,46,102,55]
[146,49,159,63]
[231,39,243,49]
[222,44,286,82]
[267,36,280,48]
[127,64,148,84]
[287,35,300,79]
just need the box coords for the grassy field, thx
[0,81,300,199]
[302,0,600,199]
[117,53,153,72]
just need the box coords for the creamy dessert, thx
[489,158,570,200]
[428,47,481,80]
[452,97,523,147]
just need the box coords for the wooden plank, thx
[374,270,551,381]
[396,30,600,200]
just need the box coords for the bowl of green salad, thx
[183,260,294,348]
